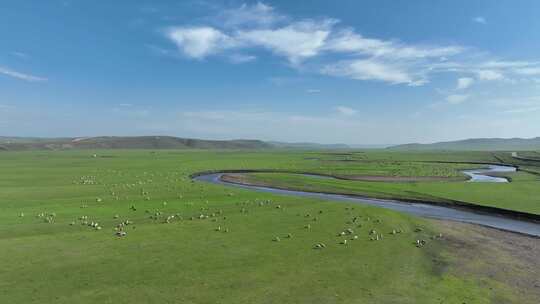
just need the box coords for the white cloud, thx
[446,94,469,104]
[219,2,284,28]
[228,53,256,63]
[456,77,474,90]
[236,20,334,64]
[160,3,540,87]
[0,66,47,82]
[166,26,236,59]
[306,89,321,93]
[476,69,504,81]
[335,106,357,116]
[326,29,463,59]
[514,67,540,76]
[473,16,487,24]
[322,59,418,85]
[479,61,533,69]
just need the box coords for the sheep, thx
[313,243,326,249]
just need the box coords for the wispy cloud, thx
[161,2,465,85]
[160,2,539,87]
[335,106,357,116]
[476,69,504,81]
[514,67,540,76]
[321,58,425,86]
[235,19,334,64]
[0,66,47,82]
[165,26,237,59]
[473,16,487,24]
[218,2,284,28]
[446,94,469,104]
[228,53,257,63]
[306,89,321,94]
[456,77,474,90]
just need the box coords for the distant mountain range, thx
[3,136,539,151]
[388,137,540,151]
[268,141,350,150]
[0,136,351,151]
[0,136,273,151]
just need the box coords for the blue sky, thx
[1,0,540,144]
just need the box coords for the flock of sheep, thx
[22,167,443,251]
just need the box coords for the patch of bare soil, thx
[430,219,540,303]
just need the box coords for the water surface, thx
[194,165,539,236]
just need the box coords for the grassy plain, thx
[0,150,538,303]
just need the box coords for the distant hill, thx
[268,141,350,150]
[0,136,273,151]
[388,137,540,151]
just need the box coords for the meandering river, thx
[194,165,540,236]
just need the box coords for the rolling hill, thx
[389,137,540,151]
[0,136,273,151]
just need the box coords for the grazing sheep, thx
[313,243,326,249]
[415,239,427,247]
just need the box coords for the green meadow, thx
[0,150,538,303]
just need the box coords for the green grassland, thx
[241,170,540,215]
[0,150,538,303]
